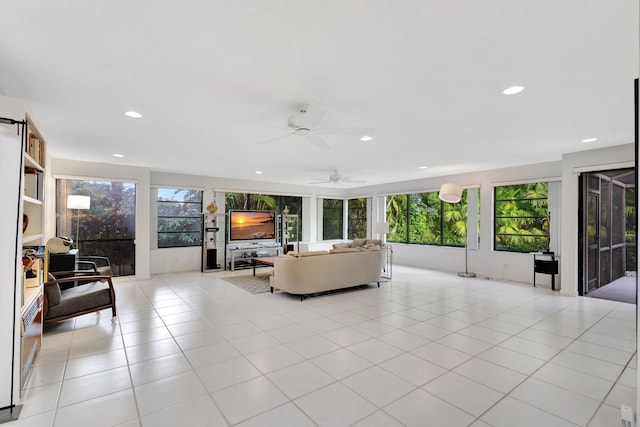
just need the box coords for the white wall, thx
[349,161,565,288]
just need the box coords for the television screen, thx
[229,210,276,241]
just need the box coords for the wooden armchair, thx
[43,272,117,324]
[77,256,113,277]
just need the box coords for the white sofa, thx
[269,248,386,300]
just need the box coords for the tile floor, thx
[13,265,637,426]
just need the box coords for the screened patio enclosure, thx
[580,168,636,297]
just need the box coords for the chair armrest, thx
[78,256,111,267]
[45,275,114,289]
[76,260,99,273]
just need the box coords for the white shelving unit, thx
[202,213,225,272]
[0,95,47,420]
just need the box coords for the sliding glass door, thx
[56,179,136,276]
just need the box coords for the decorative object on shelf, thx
[439,183,476,278]
[282,205,289,214]
[67,195,91,251]
[47,236,73,254]
[22,213,29,233]
[206,202,218,214]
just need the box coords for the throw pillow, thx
[364,244,381,251]
[332,242,350,249]
[365,239,382,246]
[351,238,367,247]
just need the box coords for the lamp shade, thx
[67,195,91,210]
[438,183,462,203]
[373,222,390,234]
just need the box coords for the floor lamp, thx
[67,195,91,252]
[439,183,476,278]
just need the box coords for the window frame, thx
[385,191,467,247]
[493,182,549,253]
[157,188,203,249]
[322,198,344,240]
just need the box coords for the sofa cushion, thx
[351,238,367,247]
[364,244,381,251]
[365,239,382,246]
[330,247,363,254]
[300,250,330,257]
[332,242,350,249]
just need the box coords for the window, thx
[494,182,548,252]
[323,199,344,240]
[224,193,303,232]
[386,191,468,247]
[56,179,136,276]
[386,194,408,243]
[157,188,203,248]
[347,198,368,239]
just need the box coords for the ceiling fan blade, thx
[301,103,328,128]
[305,133,331,151]
[315,127,374,136]
[257,131,295,145]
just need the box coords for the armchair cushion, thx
[43,274,116,324]
[46,281,112,320]
[45,273,61,306]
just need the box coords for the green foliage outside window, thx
[157,189,203,248]
[347,198,368,239]
[323,199,344,240]
[386,191,467,246]
[494,182,548,252]
[386,194,407,243]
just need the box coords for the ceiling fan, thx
[257,103,373,151]
[310,169,366,185]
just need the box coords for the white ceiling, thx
[0,1,637,188]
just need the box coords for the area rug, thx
[587,276,636,304]
[222,274,271,294]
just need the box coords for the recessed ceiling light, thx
[581,138,598,143]
[112,153,124,158]
[360,135,373,142]
[124,111,142,118]
[255,171,263,174]
[419,166,428,169]
[502,86,524,95]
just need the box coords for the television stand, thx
[227,244,282,271]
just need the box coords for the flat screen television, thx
[229,210,276,242]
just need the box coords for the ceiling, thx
[0,1,637,188]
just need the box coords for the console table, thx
[532,252,560,291]
[227,245,282,270]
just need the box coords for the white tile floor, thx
[13,265,637,426]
